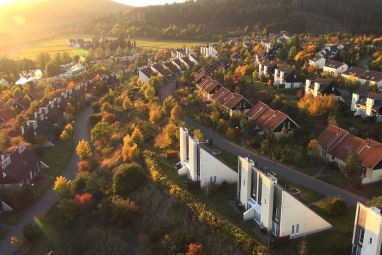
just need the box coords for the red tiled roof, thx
[203,80,221,94]
[317,125,382,170]
[246,101,270,119]
[211,87,230,102]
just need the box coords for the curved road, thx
[184,116,367,205]
[0,106,93,255]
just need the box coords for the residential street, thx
[184,116,367,205]
[0,106,93,255]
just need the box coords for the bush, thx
[23,223,40,242]
[112,163,145,196]
[322,197,347,216]
[110,196,139,226]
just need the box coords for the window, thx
[369,238,372,244]
[292,225,295,234]
[213,176,216,184]
[359,229,365,244]
[210,176,213,184]
[296,224,299,234]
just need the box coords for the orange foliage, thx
[298,94,337,116]
[77,160,92,172]
[187,243,204,255]
[74,193,94,212]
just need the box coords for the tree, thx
[144,85,156,100]
[367,196,382,208]
[90,122,114,143]
[340,151,360,178]
[110,196,139,226]
[122,97,132,111]
[131,127,144,145]
[149,103,162,124]
[170,104,183,123]
[74,193,94,213]
[76,140,92,161]
[162,96,176,113]
[45,61,61,77]
[112,163,145,196]
[53,176,72,200]
[307,139,320,155]
[60,130,71,141]
[122,141,139,162]
[154,130,172,149]
[193,129,205,141]
[187,243,204,255]
[297,239,308,255]
[77,160,92,172]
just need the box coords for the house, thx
[261,40,275,53]
[172,48,186,59]
[273,65,303,88]
[352,202,382,255]
[237,156,332,240]
[0,198,12,213]
[258,60,276,78]
[317,45,340,60]
[150,63,166,77]
[309,56,326,70]
[0,79,8,86]
[342,67,382,89]
[305,78,344,101]
[180,57,193,71]
[178,127,237,188]
[196,78,222,100]
[0,144,48,187]
[351,89,382,121]
[247,101,300,136]
[317,125,382,184]
[138,67,154,84]
[323,61,348,76]
[210,87,252,116]
[200,44,218,59]
[172,58,184,72]
[163,61,180,75]
[188,53,199,66]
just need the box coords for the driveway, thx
[184,116,367,205]
[0,106,93,255]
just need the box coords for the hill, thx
[0,0,130,49]
[85,0,382,40]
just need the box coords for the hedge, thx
[143,150,267,255]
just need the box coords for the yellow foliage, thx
[298,94,337,116]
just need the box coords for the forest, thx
[86,0,382,40]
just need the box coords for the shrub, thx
[112,163,145,196]
[110,196,139,226]
[187,243,203,255]
[77,160,92,172]
[323,197,347,216]
[23,223,40,242]
[74,193,94,213]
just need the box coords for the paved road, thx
[184,116,367,205]
[0,106,93,255]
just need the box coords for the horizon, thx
[111,0,186,7]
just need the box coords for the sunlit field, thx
[135,39,207,50]
[1,36,90,60]
[1,37,208,60]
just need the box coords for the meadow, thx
[1,36,208,60]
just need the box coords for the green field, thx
[2,37,90,60]
[135,39,208,50]
[2,36,208,60]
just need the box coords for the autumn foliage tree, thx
[297,94,337,116]
[77,160,92,172]
[187,243,204,255]
[76,140,93,161]
[74,193,94,213]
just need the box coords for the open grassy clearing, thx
[135,39,208,50]
[2,37,90,60]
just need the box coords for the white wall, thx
[279,191,332,239]
[199,147,237,188]
[238,156,252,205]
[353,204,382,255]
[138,70,150,84]
[260,174,274,230]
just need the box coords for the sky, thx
[111,0,187,7]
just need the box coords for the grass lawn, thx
[278,202,355,255]
[37,140,74,177]
[277,177,324,204]
[135,39,208,50]
[3,37,90,60]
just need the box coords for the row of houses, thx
[309,57,382,91]
[138,53,199,84]
[178,127,332,242]
[196,61,300,136]
[200,44,219,59]
[179,126,382,253]
[21,80,93,144]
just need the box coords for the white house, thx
[178,127,237,188]
[258,60,276,78]
[342,67,382,89]
[323,61,348,76]
[188,53,199,66]
[352,203,382,255]
[138,66,154,84]
[351,90,382,121]
[273,65,303,88]
[200,44,218,59]
[150,63,166,77]
[237,156,332,240]
[309,56,326,70]
[172,58,184,72]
